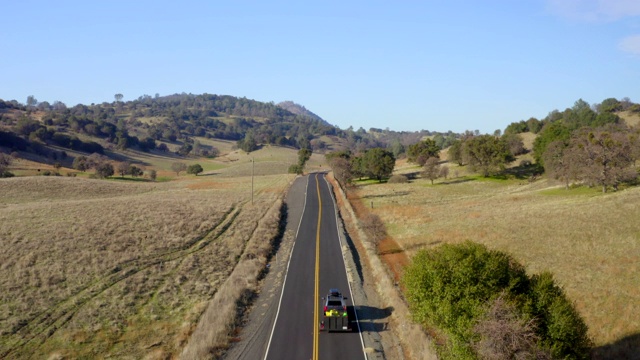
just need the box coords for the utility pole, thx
[251,157,254,204]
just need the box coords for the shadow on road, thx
[352,305,394,333]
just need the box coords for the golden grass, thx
[619,110,640,127]
[354,175,640,350]
[0,173,292,359]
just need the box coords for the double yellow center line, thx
[312,174,322,360]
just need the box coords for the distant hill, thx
[276,101,326,124]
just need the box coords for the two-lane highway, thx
[264,173,365,360]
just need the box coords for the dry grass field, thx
[0,162,295,359]
[353,169,640,356]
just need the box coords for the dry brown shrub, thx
[388,174,409,183]
[360,213,387,245]
[472,296,551,360]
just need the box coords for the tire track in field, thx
[1,205,241,359]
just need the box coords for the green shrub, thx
[403,242,529,340]
[288,164,303,174]
[403,241,590,359]
[526,272,592,359]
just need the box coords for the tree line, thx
[326,148,396,187]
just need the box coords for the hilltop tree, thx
[26,95,38,108]
[114,93,124,102]
[171,162,188,176]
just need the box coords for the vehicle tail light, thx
[324,306,327,312]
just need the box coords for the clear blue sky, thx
[2,0,639,133]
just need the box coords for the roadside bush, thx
[526,272,592,358]
[288,164,303,174]
[472,296,551,360]
[403,241,590,359]
[360,213,387,245]
[388,174,409,183]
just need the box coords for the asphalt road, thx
[265,173,366,360]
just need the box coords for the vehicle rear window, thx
[328,300,342,306]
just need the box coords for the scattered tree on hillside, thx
[502,133,526,156]
[407,138,440,166]
[192,140,202,156]
[570,126,636,192]
[157,143,169,152]
[542,140,580,190]
[0,153,13,177]
[114,93,124,103]
[73,156,89,172]
[389,139,405,158]
[117,161,131,177]
[177,143,193,156]
[298,147,312,167]
[422,157,440,184]
[238,131,258,153]
[439,165,449,180]
[362,148,395,181]
[94,162,114,178]
[350,155,365,180]
[533,122,572,166]
[171,162,187,176]
[148,169,157,181]
[129,165,143,177]
[448,139,464,166]
[187,163,204,176]
[463,135,514,177]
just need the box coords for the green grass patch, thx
[354,178,387,186]
[539,185,605,197]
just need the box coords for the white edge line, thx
[263,175,310,360]
[322,174,368,360]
